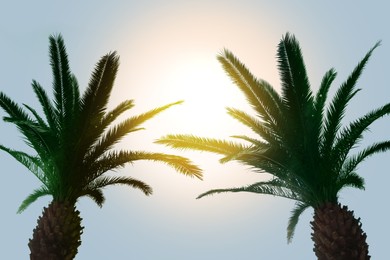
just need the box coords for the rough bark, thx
[28,200,83,260]
[311,202,370,260]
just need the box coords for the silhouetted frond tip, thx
[287,202,309,243]
[17,186,51,213]
[156,134,248,157]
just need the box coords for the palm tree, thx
[0,34,202,260]
[157,33,390,259]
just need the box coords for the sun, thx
[112,2,279,142]
[109,3,278,212]
[116,48,264,188]
[156,52,248,136]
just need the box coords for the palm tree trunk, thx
[311,202,370,260]
[28,200,83,260]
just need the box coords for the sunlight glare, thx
[109,3,280,220]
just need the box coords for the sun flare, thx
[159,53,248,136]
[110,4,280,216]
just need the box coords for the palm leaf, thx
[332,103,390,170]
[120,100,183,133]
[219,146,267,164]
[278,33,313,109]
[340,141,390,177]
[49,34,74,125]
[0,91,31,125]
[78,100,135,160]
[0,92,54,157]
[277,33,317,162]
[31,80,59,136]
[335,172,365,193]
[230,135,269,147]
[322,41,381,157]
[0,144,46,183]
[3,117,53,158]
[80,51,119,118]
[277,33,313,130]
[69,74,81,116]
[287,202,310,243]
[80,188,105,207]
[217,49,285,128]
[75,52,120,157]
[197,178,301,201]
[88,150,202,180]
[100,99,135,130]
[87,176,152,196]
[86,101,183,162]
[17,186,51,213]
[22,104,49,130]
[226,107,280,145]
[313,68,337,151]
[156,134,248,157]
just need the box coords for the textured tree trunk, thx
[28,200,83,260]
[311,202,370,260]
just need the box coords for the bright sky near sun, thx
[1,1,389,259]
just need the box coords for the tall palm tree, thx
[157,33,390,259]
[0,34,202,260]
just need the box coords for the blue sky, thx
[1,1,389,259]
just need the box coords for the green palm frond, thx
[277,34,319,164]
[49,34,76,126]
[0,91,54,159]
[65,52,118,153]
[340,141,390,178]
[81,188,105,207]
[218,49,285,129]
[332,104,390,170]
[18,186,51,213]
[228,136,271,165]
[287,202,310,243]
[322,88,360,155]
[335,172,365,194]
[74,52,120,158]
[0,145,46,183]
[157,134,286,179]
[197,178,301,201]
[219,146,268,164]
[86,101,183,162]
[89,150,202,180]
[88,176,152,195]
[100,99,135,130]
[69,74,81,116]
[80,51,119,118]
[278,33,313,114]
[231,144,288,175]
[226,107,280,144]
[322,41,381,157]
[31,80,59,134]
[123,101,183,132]
[23,104,48,129]
[3,117,53,158]
[313,69,337,145]
[156,134,248,157]
[0,91,32,130]
[79,176,153,207]
[79,100,135,160]
[230,135,269,147]
[315,69,337,113]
